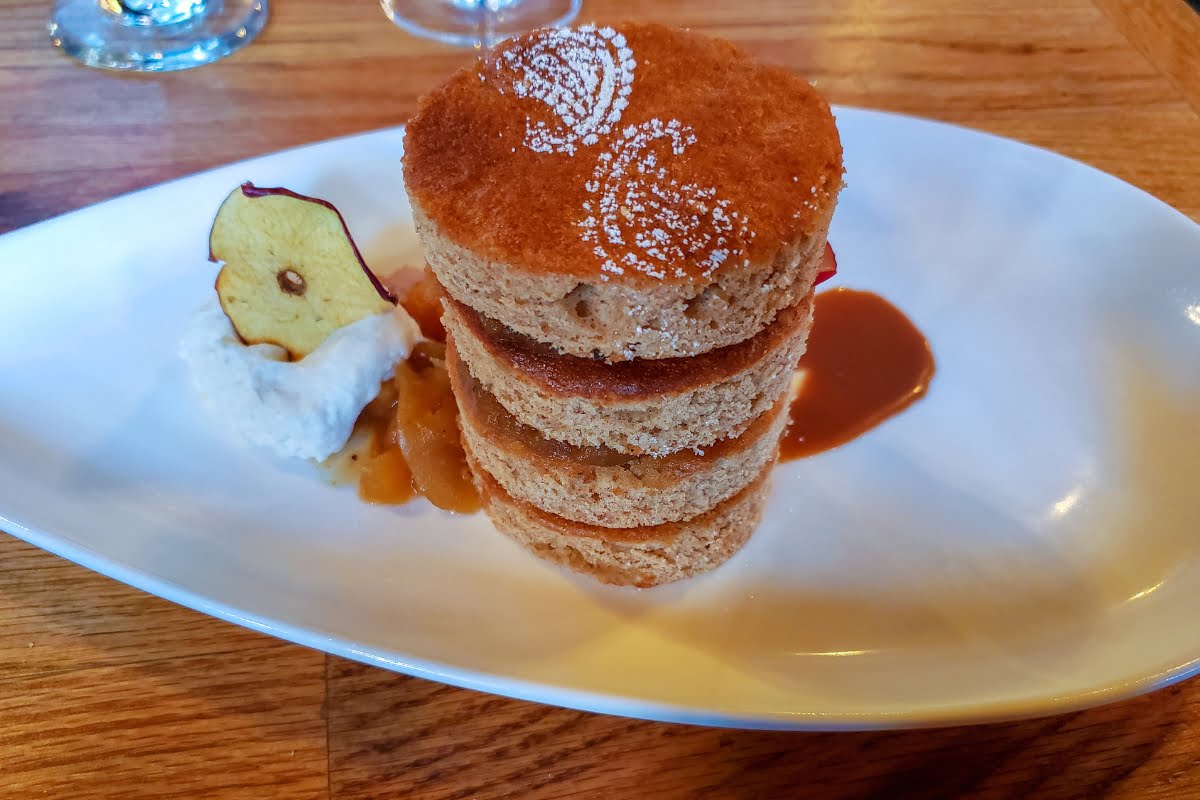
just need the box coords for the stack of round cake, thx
[403,23,842,586]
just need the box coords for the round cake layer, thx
[449,336,788,528]
[404,22,842,359]
[443,293,814,455]
[469,445,771,588]
[416,211,830,361]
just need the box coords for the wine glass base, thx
[49,0,268,72]
[381,0,581,48]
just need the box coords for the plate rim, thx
[6,508,1200,731]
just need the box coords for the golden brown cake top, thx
[403,23,843,285]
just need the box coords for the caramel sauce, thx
[780,288,933,460]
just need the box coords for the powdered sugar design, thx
[494,25,636,155]
[579,119,752,280]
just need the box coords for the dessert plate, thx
[2,108,1199,730]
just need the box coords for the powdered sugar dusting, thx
[494,25,636,155]
[579,119,752,280]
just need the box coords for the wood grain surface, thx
[3,0,1200,797]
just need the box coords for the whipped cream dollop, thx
[180,299,421,461]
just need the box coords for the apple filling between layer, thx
[450,345,782,479]
[451,292,813,401]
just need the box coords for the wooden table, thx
[3,1,1200,797]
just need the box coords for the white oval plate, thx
[2,108,1199,730]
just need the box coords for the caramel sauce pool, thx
[780,288,934,460]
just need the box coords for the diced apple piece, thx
[400,266,447,343]
[392,341,479,513]
[815,242,837,286]
[358,447,415,505]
